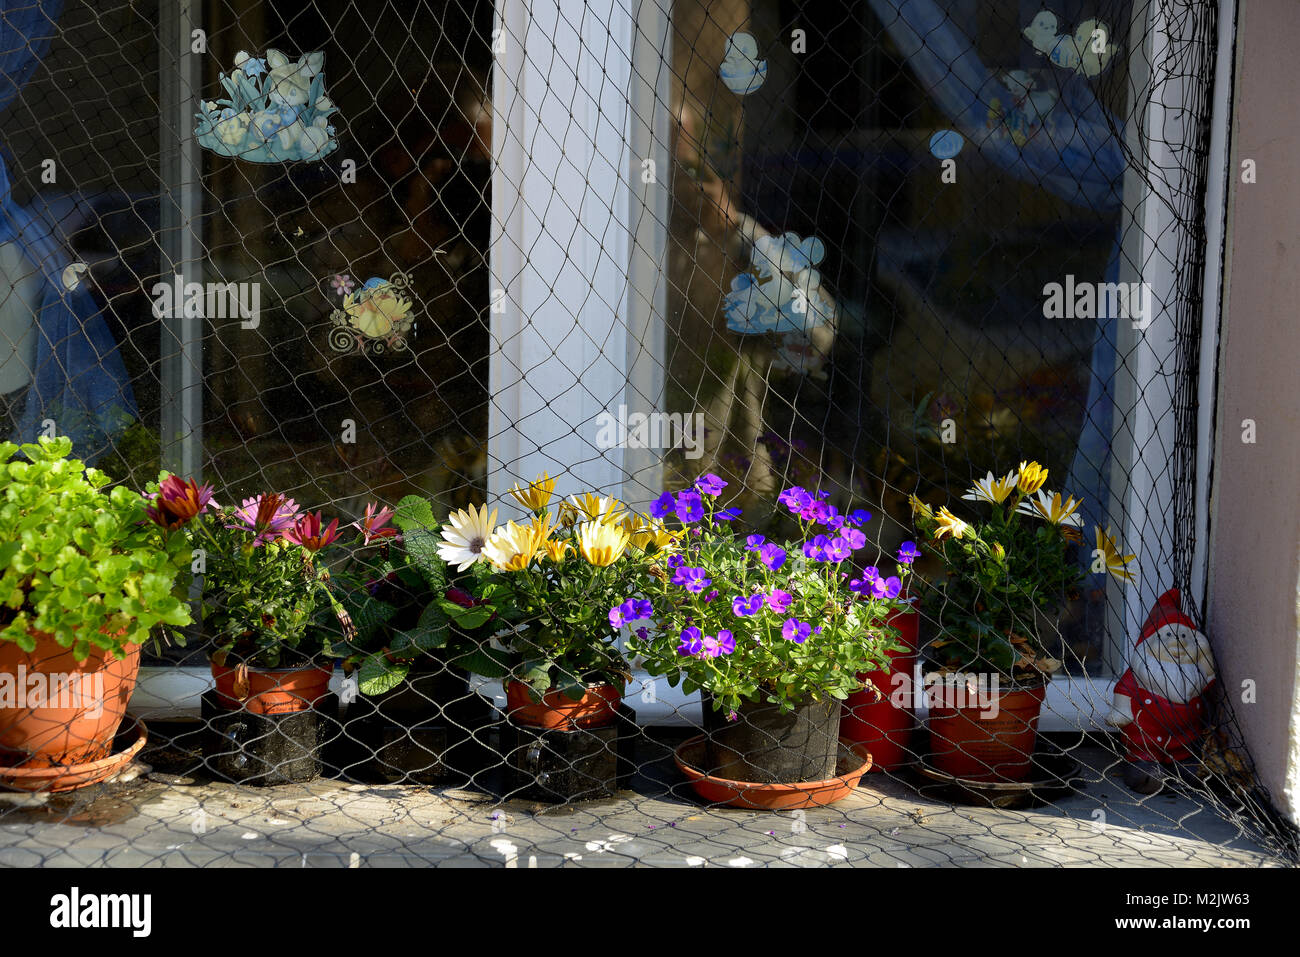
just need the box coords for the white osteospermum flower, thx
[1015,488,1084,526]
[961,471,1018,505]
[436,504,499,570]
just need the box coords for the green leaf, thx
[438,599,492,630]
[357,654,409,696]
[403,529,447,590]
[451,644,511,678]
[393,495,437,534]
[344,595,398,643]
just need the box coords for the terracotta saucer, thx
[0,717,148,793]
[674,735,873,810]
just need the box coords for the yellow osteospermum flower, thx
[509,472,556,512]
[933,506,969,540]
[961,471,1018,505]
[1094,526,1137,582]
[482,515,553,571]
[569,492,625,523]
[543,538,572,563]
[1019,489,1084,527]
[577,520,632,566]
[908,493,934,521]
[632,523,679,551]
[1016,461,1048,496]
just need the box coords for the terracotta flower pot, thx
[210,660,334,715]
[841,603,919,771]
[675,736,873,810]
[701,692,842,784]
[927,678,1047,783]
[0,631,139,769]
[505,680,621,730]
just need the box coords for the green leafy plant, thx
[327,494,509,697]
[910,462,1136,680]
[412,477,674,703]
[189,493,389,669]
[0,437,193,659]
[629,475,914,716]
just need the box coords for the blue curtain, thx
[1,0,137,459]
[867,0,1124,534]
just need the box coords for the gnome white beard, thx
[1129,628,1214,704]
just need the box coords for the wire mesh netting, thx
[1,0,1297,868]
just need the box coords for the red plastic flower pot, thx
[0,630,139,769]
[840,603,919,771]
[505,680,621,730]
[927,679,1047,783]
[210,661,334,715]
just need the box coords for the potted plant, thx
[187,491,354,715]
[0,438,195,787]
[326,497,505,782]
[630,475,912,799]
[431,476,673,731]
[910,462,1136,782]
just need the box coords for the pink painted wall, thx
[1207,0,1300,823]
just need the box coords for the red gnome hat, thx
[1137,588,1199,644]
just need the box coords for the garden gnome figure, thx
[1107,589,1216,794]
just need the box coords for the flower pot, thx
[701,691,842,784]
[210,660,334,715]
[926,678,1047,783]
[841,603,919,771]
[505,680,621,730]
[675,736,872,810]
[342,662,490,784]
[0,631,139,769]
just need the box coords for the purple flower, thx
[841,528,867,550]
[611,597,655,629]
[767,589,793,614]
[635,626,649,640]
[848,509,871,527]
[897,541,921,565]
[782,618,812,644]
[714,507,742,521]
[703,589,718,603]
[804,535,840,562]
[672,565,712,593]
[731,593,765,617]
[778,486,813,514]
[813,501,844,529]
[650,491,675,519]
[713,630,736,656]
[827,537,852,561]
[758,543,787,571]
[667,554,686,569]
[695,473,727,496]
[676,626,704,657]
[876,575,903,599]
[726,710,739,723]
[675,490,704,523]
[745,534,766,551]
[849,566,880,597]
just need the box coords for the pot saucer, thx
[0,717,148,793]
[674,735,873,810]
[911,749,1083,808]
